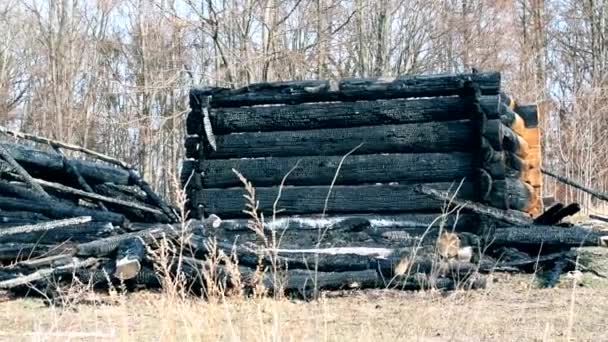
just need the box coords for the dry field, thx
[0,273,606,342]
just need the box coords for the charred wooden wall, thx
[182,72,542,219]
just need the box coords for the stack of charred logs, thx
[0,71,607,300]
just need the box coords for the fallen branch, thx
[590,214,608,223]
[542,168,608,203]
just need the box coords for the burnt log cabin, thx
[182,72,543,233]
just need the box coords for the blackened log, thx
[490,225,607,247]
[29,176,168,218]
[487,178,535,211]
[514,104,539,128]
[207,120,475,159]
[206,73,499,108]
[0,196,126,225]
[114,237,145,280]
[208,80,330,107]
[201,152,475,188]
[127,169,178,222]
[207,96,501,134]
[533,203,565,225]
[96,183,148,202]
[184,135,201,159]
[0,222,116,244]
[482,120,528,157]
[53,146,107,211]
[93,183,169,223]
[494,250,576,270]
[0,144,51,199]
[0,127,130,169]
[415,184,533,226]
[375,252,486,278]
[17,254,73,269]
[0,243,52,261]
[506,152,528,172]
[336,72,500,101]
[0,179,57,202]
[0,216,91,237]
[190,87,227,110]
[180,159,202,190]
[542,168,608,203]
[187,110,203,135]
[483,119,504,151]
[0,210,48,221]
[0,142,130,185]
[267,269,382,293]
[197,182,476,218]
[502,124,528,158]
[544,256,569,288]
[534,203,580,225]
[75,217,220,256]
[590,214,608,223]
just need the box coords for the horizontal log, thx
[0,243,57,262]
[204,72,500,108]
[196,182,476,218]
[75,217,220,256]
[207,120,475,159]
[197,216,479,250]
[0,142,130,185]
[0,196,126,225]
[201,96,501,134]
[0,210,48,222]
[207,80,330,108]
[0,221,115,244]
[491,225,607,247]
[200,152,475,188]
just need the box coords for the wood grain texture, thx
[204,96,500,134]
[196,182,476,218]
[199,152,475,188]
[206,120,475,159]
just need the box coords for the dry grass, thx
[0,274,607,342]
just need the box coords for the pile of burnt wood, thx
[0,132,607,298]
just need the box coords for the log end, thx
[114,257,142,280]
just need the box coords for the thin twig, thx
[322,143,364,217]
